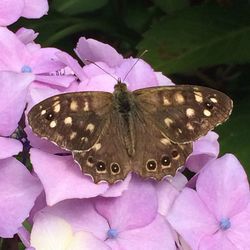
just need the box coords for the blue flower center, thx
[107,228,118,239]
[21,65,32,73]
[219,218,231,230]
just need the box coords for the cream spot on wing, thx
[210,97,218,103]
[54,104,61,113]
[194,91,203,103]
[186,108,195,117]
[177,128,183,134]
[92,143,101,151]
[164,118,173,127]
[86,123,95,133]
[160,138,171,145]
[49,120,57,128]
[186,122,194,130]
[83,101,89,111]
[70,132,77,140]
[53,96,60,101]
[70,100,78,111]
[203,109,212,117]
[174,92,185,104]
[41,109,46,115]
[163,96,171,106]
[81,137,88,143]
[64,116,72,125]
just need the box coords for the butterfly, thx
[28,81,233,184]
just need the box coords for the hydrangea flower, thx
[168,154,250,250]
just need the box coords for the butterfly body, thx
[28,82,233,184]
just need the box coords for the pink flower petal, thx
[35,74,75,88]
[155,72,174,86]
[76,37,123,67]
[0,158,42,237]
[44,199,109,240]
[0,71,34,136]
[95,176,158,232]
[30,149,108,205]
[0,137,22,159]
[18,226,31,248]
[197,154,250,219]
[15,27,39,45]
[167,188,218,250]
[116,58,158,90]
[0,0,24,26]
[22,0,48,18]
[107,215,175,250]
[186,132,219,173]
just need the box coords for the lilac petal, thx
[18,226,31,248]
[197,154,250,219]
[167,188,218,250]
[107,215,175,250]
[56,52,86,81]
[22,0,48,18]
[0,158,42,237]
[31,213,110,250]
[76,37,123,67]
[15,27,39,45]
[0,71,34,136]
[35,74,75,88]
[101,174,131,197]
[0,27,29,71]
[95,176,158,232]
[155,72,175,86]
[227,203,250,248]
[44,199,109,240]
[186,132,219,173]
[30,149,108,205]
[0,0,24,26]
[116,58,158,90]
[83,62,115,78]
[199,231,237,250]
[0,137,22,159]
[30,48,65,74]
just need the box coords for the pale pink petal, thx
[35,74,75,88]
[197,154,250,219]
[76,37,123,67]
[155,72,174,86]
[30,149,108,205]
[101,174,131,197]
[107,215,175,250]
[22,0,48,18]
[199,231,237,250]
[0,27,29,71]
[95,176,157,232]
[15,27,39,45]
[228,203,250,249]
[0,0,24,26]
[186,132,219,173]
[83,62,115,79]
[0,137,22,159]
[167,188,218,250]
[116,58,158,90]
[0,158,42,237]
[0,71,34,136]
[44,199,109,240]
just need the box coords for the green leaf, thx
[153,0,189,13]
[138,3,250,74]
[52,0,108,15]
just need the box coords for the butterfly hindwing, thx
[28,92,113,151]
[134,85,233,144]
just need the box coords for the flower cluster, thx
[0,2,249,250]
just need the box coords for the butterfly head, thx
[114,79,128,92]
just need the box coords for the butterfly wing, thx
[73,112,132,184]
[133,85,233,144]
[131,110,192,180]
[28,92,113,151]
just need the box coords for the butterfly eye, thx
[110,163,120,174]
[161,155,171,166]
[146,160,157,171]
[95,161,106,173]
[45,112,55,121]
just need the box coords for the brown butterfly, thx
[28,82,233,184]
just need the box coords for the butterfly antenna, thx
[123,50,148,82]
[84,59,118,82]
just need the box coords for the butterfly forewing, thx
[28,92,113,151]
[134,85,233,144]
